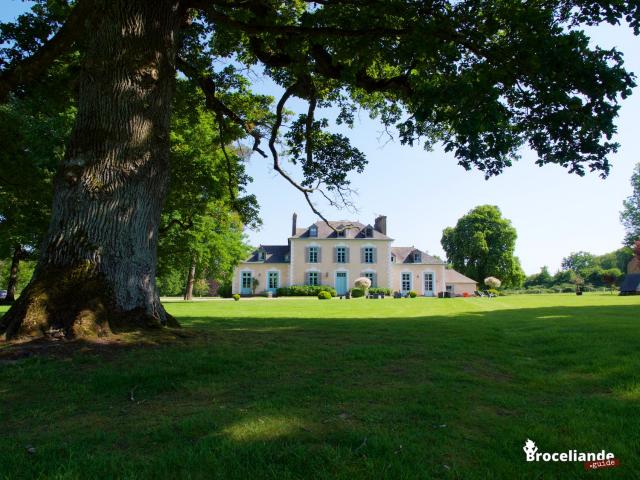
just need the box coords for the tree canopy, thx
[442,205,525,287]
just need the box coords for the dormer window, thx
[337,229,346,238]
[309,225,318,237]
[365,226,373,238]
[413,252,422,263]
[257,249,266,261]
[391,255,396,263]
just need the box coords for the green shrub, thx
[318,291,332,300]
[232,294,240,301]
[217,282,232,298]
[277,285,337,297]
[486,288,500,296]
[369,287,391,295]
[350,288,365,298]
[408,290,417,298]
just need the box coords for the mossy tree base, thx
[0,265,178,341]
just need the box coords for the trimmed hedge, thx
[350,288,365,298]
[369,287,391,295]
[232,294,240,301]
[408,290,417,298]
[276,285,337,297]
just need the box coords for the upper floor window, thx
[391,255,396,263]
[336,246,348,263]
[307,246,320,263]
[413,252,422,263]
[309,225,318,237]
[337,229,346,238]
[362,246,376,263]
[257,249,265,261]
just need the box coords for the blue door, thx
[336,272,348,295]
[267,271,279,294]
[240,271,252,295]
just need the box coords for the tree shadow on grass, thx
[1,303,639,479]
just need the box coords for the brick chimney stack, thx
[374,215,387,235]
[291,212,298,237]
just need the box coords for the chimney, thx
[291,212,298,237]
[374,215,387,235]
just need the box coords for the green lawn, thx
[1,294,639,479]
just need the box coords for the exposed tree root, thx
[0,264,179,341]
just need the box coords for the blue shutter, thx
[305,272,310,285]
[372,272,377,287]
[372,247,377,263]
[333,247,338,263]
[345,247,350,263]
[317,247,322,263]
[305,246,310,263]
[360,247,365,263]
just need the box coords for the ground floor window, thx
[363,272,377,287]
[401,272,411,292]
[424,272,434,292]
[307,271,319,286]
[446,285,453,293]
[241,272,252,289]
[268,271,279,290]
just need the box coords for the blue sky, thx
[2,2,638,274]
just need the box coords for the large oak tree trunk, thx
[0,0,183,339]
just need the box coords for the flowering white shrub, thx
[484,276,502,288]
[354,277,372,292]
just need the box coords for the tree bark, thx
[3,245,22,304]
[0,0,183,339]
[183,259,196,301]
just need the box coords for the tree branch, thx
[176,56,268,158]
[0,0,91,102]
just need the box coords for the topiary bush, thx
[484,277,502,289]
[354,277,372,295]
[318,290,332,300]
[350,287,365,298]
[232,293,240,301]
[408,290,417,298]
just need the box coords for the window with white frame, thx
[363,246,375,263]
[241,272,252,289]
[424,272,434,291]
[308,246,319,263]
[268,271,279,289]
[363,272,377,287]
[413,252,422,263]
[307,271,319,286]
[309,225,318,237]
[401,272,411,291]
[336,246,347,263]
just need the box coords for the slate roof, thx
[245,245,290,263]
[445,269,478,284]
[391,247,445,264]
[291,220,392,240]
